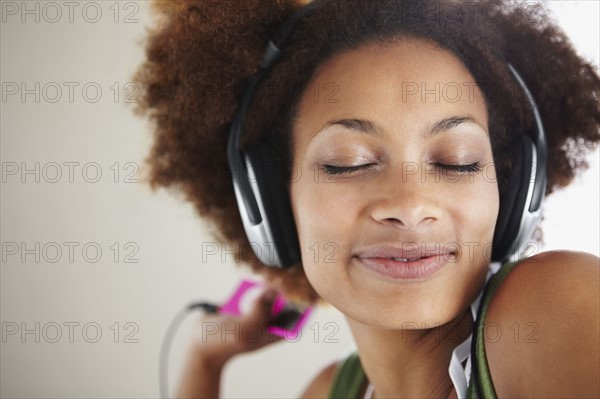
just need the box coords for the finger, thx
[244,287,278,323]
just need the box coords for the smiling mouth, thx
[384,256,422,262]
[353,252,456,280]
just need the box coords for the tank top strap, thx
[328,351,366,399]
[467,258,525,398]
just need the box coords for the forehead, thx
[293,38,489,142]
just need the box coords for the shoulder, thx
[298,358,339,399]
[485,250,599,398]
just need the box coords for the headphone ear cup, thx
[492,135,534,262]
[244,141,301,267]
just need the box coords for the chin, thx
[304,251,489,330]
[345,297,467,330]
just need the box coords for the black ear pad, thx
[245,141,301,266]
[491,135,534,261]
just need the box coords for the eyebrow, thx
[324,118,383,135]
[313,116,486,139]
[428,116,482,136]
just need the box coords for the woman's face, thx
[290,39,499,328]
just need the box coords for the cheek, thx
[291,169,364,240]
[474,167,500,232]
[449,171,500,255]
[290,175,361,292]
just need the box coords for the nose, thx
[368,171,442,230]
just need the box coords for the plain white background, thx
[1,1,598,398]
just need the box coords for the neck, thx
[346,309,473,399]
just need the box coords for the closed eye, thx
[434,162,482,173]
[321,162,482,175]
[322,164,376,175]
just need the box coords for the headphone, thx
[227,2,547,268]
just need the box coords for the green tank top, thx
[327,260,523,399]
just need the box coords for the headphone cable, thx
[159,302,220,399]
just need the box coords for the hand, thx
[189,288,284,369]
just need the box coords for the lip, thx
[353,245,456,280]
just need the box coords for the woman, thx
[134,0,599,397]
